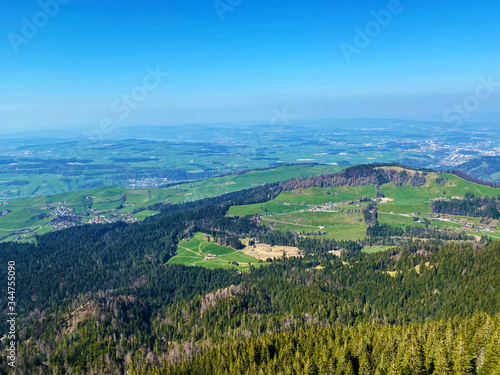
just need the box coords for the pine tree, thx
[452,333,473,375]
[358,352,372,375]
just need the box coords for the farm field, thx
[229,184,376,217]
[361,246,394,253]
[379,173,500,203]
[261,211,367,241]
[377,203,432,215]
[227,201,307,216]
[7,118,483,201]
[228,167,500,243]
[378,213,424,228]
[6,164,500,244]
[275,186,377,205]
[0,164,338,242]
[167,232,261,271]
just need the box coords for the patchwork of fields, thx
[228,169,500,243]
[5,164,500,252]
[0,164,340,242]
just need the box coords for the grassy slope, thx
[262,211,367,241]
[380,173,500,203]
[228,169,500,243]
[0,164,340,242]
[167,232,261,271]
[275,186,377,205]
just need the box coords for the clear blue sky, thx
[1,0,499,132]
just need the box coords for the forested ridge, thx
[432,193,500,219]
[131,313,500,375]
[279,163,430,190]
[1,164,500,374]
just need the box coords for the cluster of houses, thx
[126,177,169,189]
[50,220,78,231]
[86,215,139,225]
[0,202,11,218]
[52,206,75,217]
[216,181,235,186]
[309,200,364,213]
[86,215,109,224]
[309,203,337,212]
[435,216,497,233]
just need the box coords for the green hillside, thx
[2,164,500,374]
[167,232,261,271]
[228,167,500,243]
[0,164,339,243]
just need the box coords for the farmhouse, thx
[216,181,235,186]
[204,254,217,261]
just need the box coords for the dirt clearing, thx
[242,243,303,260]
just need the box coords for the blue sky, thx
[1,0,499,132]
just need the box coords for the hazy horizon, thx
[2,0,500,133]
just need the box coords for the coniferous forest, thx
[1,165,500,374]
[5,0,500,372]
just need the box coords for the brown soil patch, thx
[65,301,99,333]
[242,243,303,260]
[328,249,344,257]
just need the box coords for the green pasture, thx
[167,232,261,271]
[262,211,367,241]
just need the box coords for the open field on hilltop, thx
[0,164,337,243]
[379,173,500,203]
[275,186,377,205]
[261,211,367,241]
[439,173,500,196]
[167,232,261,271]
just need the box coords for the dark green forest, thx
[432,193,500,219]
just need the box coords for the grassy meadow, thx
[167,232,261,271]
